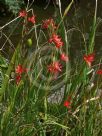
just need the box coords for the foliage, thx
[0,0,24,15]
[0,0,102,135]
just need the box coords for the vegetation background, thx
[0,0,102,136]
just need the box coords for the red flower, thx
[19,10,27,17]
[60,53,69,62]
[15,65,27,85]
[64,96,71,108]
[42,18,56,29]
[16,75,21,85]
[49,34,64,48]
[15,65,24,74]
[97,69,102,75]
[64,100,71,108]
[84,53,95,67]
[28,16,36,24]
[48,61,62,74]
[15,65,27,75]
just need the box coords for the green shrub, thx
[0,0,24,15]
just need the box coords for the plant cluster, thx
[0,0,102,135]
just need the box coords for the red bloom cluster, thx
[49,33,64,48]
[47,53,69,74]
[28,16,36,24]
[19,10,27,17]
[64,97,71,108]
[15,65,27,84]
[15,65,24,74]
[19,10,36,24]
[48,61,62,74]
[97,69,102,75]
[16,75,21,85]
[60,53,69,62]
[84,53,95,67]
[42,18,56,29]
